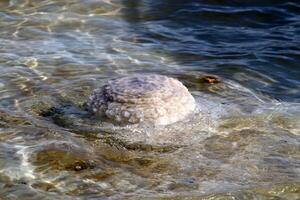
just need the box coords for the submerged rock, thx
[86,74,196,125]
[30,146,95,172]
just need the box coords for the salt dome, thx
[86,74,195,125]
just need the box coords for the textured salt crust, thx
[86,74,196,125]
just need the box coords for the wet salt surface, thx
[0,0,300,199]
[86,74,196,125]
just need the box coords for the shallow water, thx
[0,0,300,199]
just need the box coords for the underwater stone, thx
[86,74,195,125]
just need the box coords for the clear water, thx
[0,0,300,199]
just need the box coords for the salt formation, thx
[86,74,195,125]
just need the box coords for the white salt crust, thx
[86,74,196,125]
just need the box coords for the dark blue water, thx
[122,0,300,102]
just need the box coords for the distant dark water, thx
[122,0,300,102]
